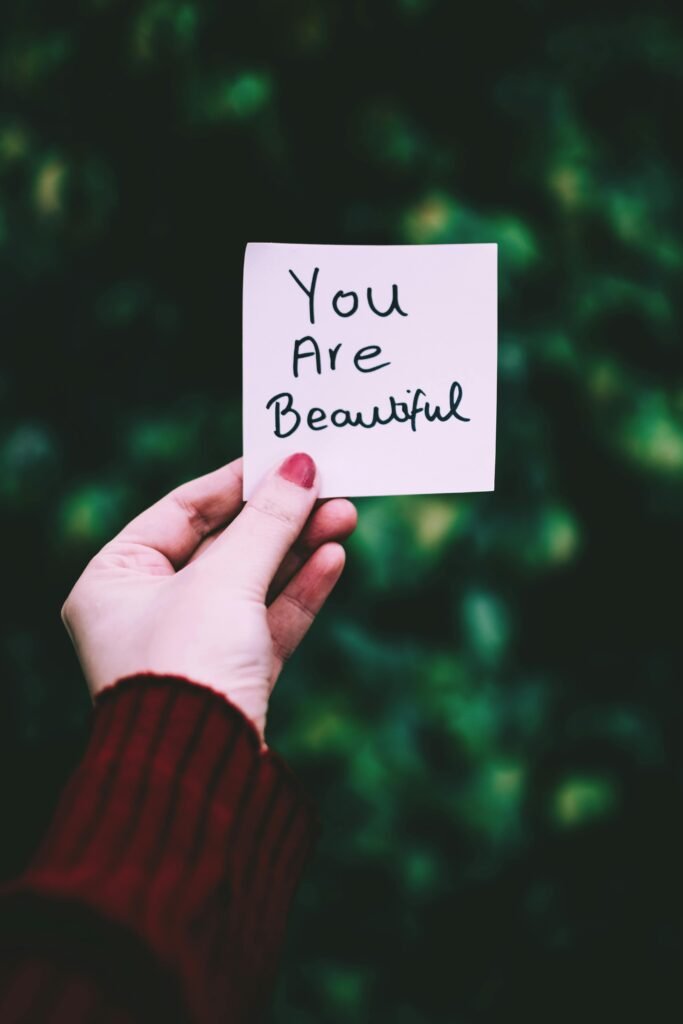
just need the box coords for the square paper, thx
[242,242,497,498]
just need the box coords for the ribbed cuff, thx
[3,675,321,1023]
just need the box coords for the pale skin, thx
[60,453,356,746]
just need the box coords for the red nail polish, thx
[278,452,316,489]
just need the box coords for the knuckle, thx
[281,590,315,625]
[247,496,299,531]
[272,634,296,664]
[171,491,212,539]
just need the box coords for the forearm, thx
[0,675,320,1023]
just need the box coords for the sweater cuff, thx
[7,674,321,1022]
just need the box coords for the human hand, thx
[61,453,356,743]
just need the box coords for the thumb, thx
[210,452,319,598]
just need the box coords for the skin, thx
[61,454,357,746]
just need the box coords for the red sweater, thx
[0,675,320,1022]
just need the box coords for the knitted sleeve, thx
[0,675,320,1023]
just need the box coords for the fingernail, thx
[278,452,316,489]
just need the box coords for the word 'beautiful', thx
[266,382,469,437]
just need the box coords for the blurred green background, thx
[1,1,682,1021]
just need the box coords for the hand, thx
[61,453,356,744]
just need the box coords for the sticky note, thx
[242,242,497,498]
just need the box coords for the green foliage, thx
[551,773,618,829]
[1,2,681,1022]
